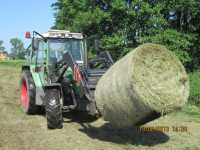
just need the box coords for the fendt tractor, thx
[20,30,113,129]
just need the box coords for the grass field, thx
[0,61,200,150]
[0,60,25,67]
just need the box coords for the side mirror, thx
[32,38,39,50]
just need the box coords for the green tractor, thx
[20,30,113,129]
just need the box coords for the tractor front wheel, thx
[45,89,63,129]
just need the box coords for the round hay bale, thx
[95,43,189,128]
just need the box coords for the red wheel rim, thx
[20,79,28,110]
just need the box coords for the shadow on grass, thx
[79,123,169,146]
[63,111,169,146]
[63,111,98,123]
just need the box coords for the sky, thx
[0,0,56,52]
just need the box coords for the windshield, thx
[48,38,83,63]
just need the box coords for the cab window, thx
[37,41,46,64]
[48,39,83,64]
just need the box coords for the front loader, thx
[20,30,113,129]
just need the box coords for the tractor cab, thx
[29,30,85,71]
[41,30,84,65]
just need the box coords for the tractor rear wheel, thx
[45,89,63,129]
[20,71,37,114]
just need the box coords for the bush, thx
[189,70,200,105]
[140,29,195,65]
[100,34,124,60]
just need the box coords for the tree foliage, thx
[0,40,5,51]
[10,38,26,59]
[52,0,200,70]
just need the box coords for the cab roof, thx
[40,30,84,39]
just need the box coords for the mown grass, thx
[0,60,200,150]
[0,59,26,67]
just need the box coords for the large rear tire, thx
[45,89,63,129]
[20,71,37,114]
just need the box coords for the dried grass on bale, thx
[95,43,189,128]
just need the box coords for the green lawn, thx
[189,70,200,105]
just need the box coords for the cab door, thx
[35,40,48,85]
[29,39,47,105]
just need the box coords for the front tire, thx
[45,89,63,129]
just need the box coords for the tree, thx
[0,40,5,51]
[52,0,200,70]
[10,38,26,59]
